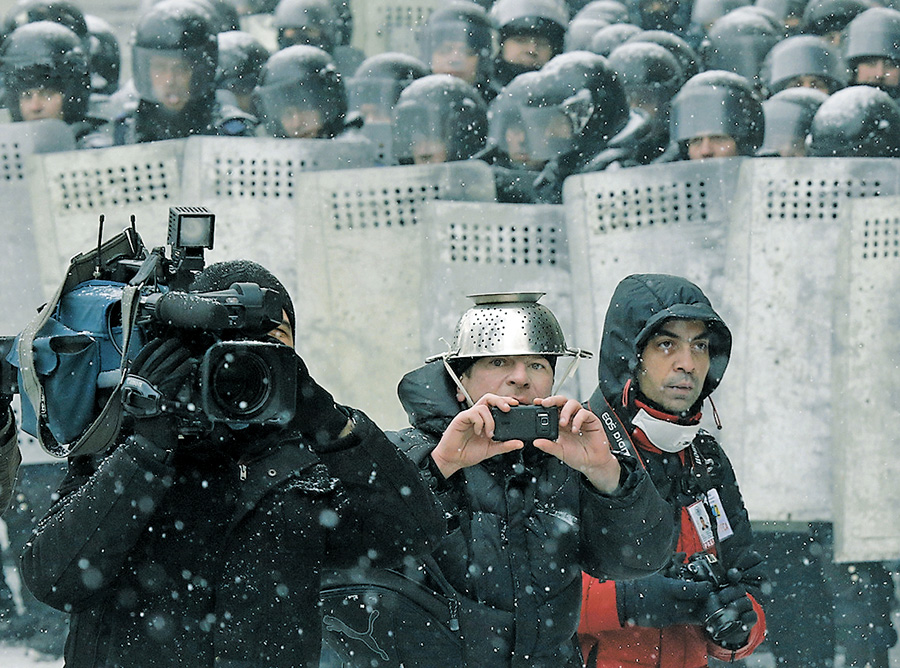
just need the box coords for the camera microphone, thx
[150,292,231,330]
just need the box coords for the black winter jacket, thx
[388,361,673,668]
[21,408,445,668]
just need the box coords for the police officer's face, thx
[431,41,479,85]
[687,133,739,160]
[149,53,193,112]
[854,57,900,89]
[279,107,324,138]
[18,87,65,121]
[458,355,555,405]
[637,319,710,414]
[785,74,833,94]
[412,138,448,164]
[501,34,554,69]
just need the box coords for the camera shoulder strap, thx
[585,394,638,461]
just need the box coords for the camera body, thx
[678,551,744,645]
[490,404,559,442]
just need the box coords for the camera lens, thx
[209,350,272,418]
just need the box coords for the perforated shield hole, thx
[592,180,708,234]
[0,141,25,181]
[330,183,440,230]
[861,217,900,260]
[448,222,559,265]
[212,156,299,198]
[764,178,884,221]
[54,161,176,211]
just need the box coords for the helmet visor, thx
[132,45,215,108]
[519,106,579,161]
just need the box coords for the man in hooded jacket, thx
[578,274,768,667]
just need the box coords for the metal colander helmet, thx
[446,293,578,360]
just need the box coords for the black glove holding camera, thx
[124,337,194,453]
[704,583,757,650]
[292,355,351,450]
[616,573,716,628]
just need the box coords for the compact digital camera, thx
[490,405,559,442]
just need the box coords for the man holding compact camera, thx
[578,274,768,667]
[19,259,446,668]
[340,293,672,668]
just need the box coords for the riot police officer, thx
[843,7,900,100]
[758,87,828,157]
[216,30,270,115]
[664,70,764,160]
[489,0,568,87]
[253,44,350,139]
[391,74,487,165]
[806,85,900,157]
[760,34,847,96]
[113,0,255,144]
[0,21,96,140]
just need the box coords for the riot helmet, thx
[669,70,764,156]
[761,34,847,95]
[608,41,684,135]
[758,86,827,156]
[0,20,90,123]
[800,0,870,43]
[347,52,428,124]
[806,84,900,157]
[843,8,900,98]
[700,8,780,84]
[392,74,487,164]
[589,23,642,56]
[273,0,340,53]
[487,72,555,169]
[132,0,219,109]
[756,0,807,35]
[419,2,494,87]
[572,0,633,25]
[84,14,120,94]
[434,293,590,405]
[564,17,610,52]
[491,0,568,54]
[690,0,750,31]
[626,29,700,78]
[489,51,631,164]
[253,44,346,138]
[2,0,88,46]
[215,30,269,113]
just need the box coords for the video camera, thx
[1,206,296,457]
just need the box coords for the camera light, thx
[168,206,215,249]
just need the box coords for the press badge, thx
[687,489,734,549]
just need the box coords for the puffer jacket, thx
[0,407,21,512]
[20,408,445,668]
[578,274,767,667]
[390,360,674,668]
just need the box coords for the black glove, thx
[703,584,758,650]
[124,338,194,450]
[617,574,716,628]
[725,550,767,595]
[293,355,350,448]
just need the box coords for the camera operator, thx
[578,274,768,666]
[332,293,673,667]
[19,260,446,668]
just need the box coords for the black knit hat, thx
[189,260,295,334]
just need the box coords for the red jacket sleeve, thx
[579,572,622,634]
[706,593,767,662]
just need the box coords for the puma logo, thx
[324,610,390,661]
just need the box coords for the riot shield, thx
[832,195,900,562]
[0,120,76,333]
[350,0,438,58]
[719,157,900,524]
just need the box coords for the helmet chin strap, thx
[443,357,475,408]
